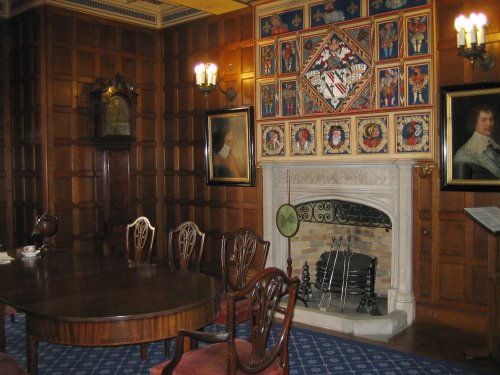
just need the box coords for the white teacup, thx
[23,245,37,253]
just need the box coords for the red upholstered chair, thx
[150,267,300,375]
[167,221,206,272]
[126,216,156,264]
[0,353,28,375]
[214,227,270,326]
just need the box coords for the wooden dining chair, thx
[0,352,29,375]
[2,304,17,323]
[214,227,270,326]
[125,216,156,264]
[125,216,155,359]
[150,267,300,375]
[167,221,206,272]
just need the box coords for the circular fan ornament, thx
[276,203,300,238]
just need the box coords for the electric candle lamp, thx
[469,13,478,44]
[476,13,487,45]
[454,15,466,47]
[464,17,473,48]
[207,63,217,86]
[193,62,223,96]
[194,64,205,86]
[454,11,495,70]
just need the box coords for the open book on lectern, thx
[464,206,500,236]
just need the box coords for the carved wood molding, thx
[415,162,436,177]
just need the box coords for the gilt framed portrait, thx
[440,82,500,191]
[205,107,255,187]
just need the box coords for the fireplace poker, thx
[318,235,341,311]
[339,235,352,312]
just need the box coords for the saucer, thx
[0,253,15,264]
[22,250,40,258]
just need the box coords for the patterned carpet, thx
[4,314,492,374]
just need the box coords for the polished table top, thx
[0,250,221,374]
[0,250,219,320]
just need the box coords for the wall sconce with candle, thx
[194,62,237,101]
[454,12,495,70]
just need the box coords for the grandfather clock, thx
[91,74,137,256]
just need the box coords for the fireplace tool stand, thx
[298,261,315,302]
[318,235,349,312]
[316,235,381,316]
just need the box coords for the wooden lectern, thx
[464,207,500,363]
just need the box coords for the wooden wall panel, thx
[440,222,465,256]
[439,263,465,301]
[413,0,500,334]
[160,1,259,278]
[10,8,44,245]
[77,51,95,77]
[0,21,12,247]
[52,47,72,74]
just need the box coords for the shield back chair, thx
[164,221,206,355]
[150,267,300,375]
[125,216,156,264]
[2,304,16,323]
[167,221,206,272]
[0,352,29,375]
[214,227,270,326]
[125,216,155,360]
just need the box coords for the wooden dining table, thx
[0,249,220,375]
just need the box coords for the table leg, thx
[0,304,5,352]
[140,343,148,360]
[27,335,37,375]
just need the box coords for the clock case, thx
[91,74,138,150]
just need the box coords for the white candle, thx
[207,64,217,86]
[454,15,466,47]
[476,13,487,45]
[478,27,486,45]
[458,29,465,47]
[465,31,472,48]
[194,64,205,86]
[470,26,477,44]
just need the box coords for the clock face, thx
[105,95,131,135]
[276,204,300,238]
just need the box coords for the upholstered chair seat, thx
[150,339,282,375]
[0,353,28,375]
[150,267,300,375]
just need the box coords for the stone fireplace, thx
[262,160,415,336]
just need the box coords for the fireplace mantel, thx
[262,160,416,331]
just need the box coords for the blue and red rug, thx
[4,314,494,374]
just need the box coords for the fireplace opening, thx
[291,199,392,305]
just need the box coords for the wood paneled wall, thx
[0,20,13,248]
[9,8,44,247]
[162,7,262,275]
[412,0,500,333]
[7,6,164,255]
